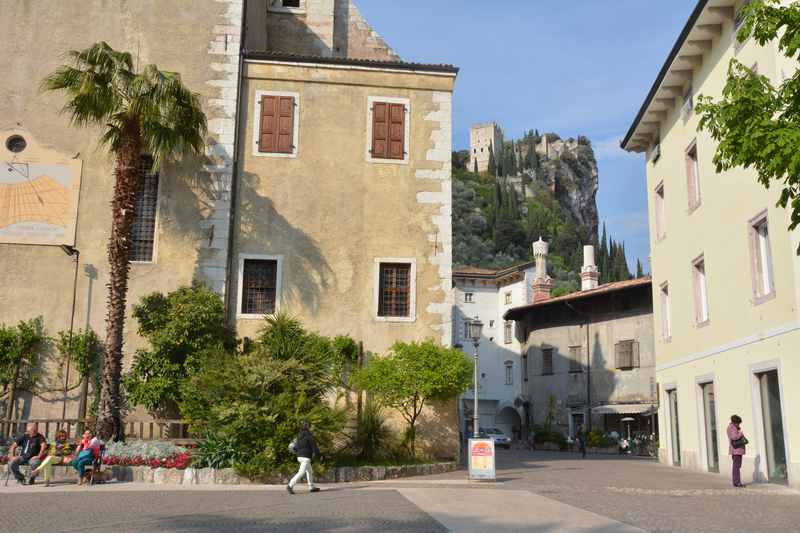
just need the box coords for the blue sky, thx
[358,0,698,272]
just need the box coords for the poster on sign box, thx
[468,438,495,481]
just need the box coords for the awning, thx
[591,404,657,415]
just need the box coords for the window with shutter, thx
[131,155,159,263]
[254,91,299,157]
[686,141,701,211]
[368,97,409,162]
[615,340,638,370]
[569,346,583,373]
[542,348,553,376]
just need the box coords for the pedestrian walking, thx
[576,424,587,459]
[727,414,748,488]
[287,421,321,494]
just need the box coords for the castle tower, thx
[580,245,600,291]
[532,237,552,303]
[469,122,503,173]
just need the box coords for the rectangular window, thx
[542,348,553,376]
[131,156,159,263]
[268,0,305,13]
[464,292,474,303]
[504,292,512,305]
[504,321,513,344]
[463,320,471,341]
[505,362,513,386]
[686,141,701,211]
[655,182,666,240]
[660,282,672,340]
[378,262,411,318]
[282,0,300,6]
[370,101,406,160]
[241,259,278,316]
[615,340,640,370]
[569,346,583,373]
[693,256,710,324]
[749,213,775,300]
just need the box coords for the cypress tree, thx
[473,158,478,174]
[636,259,644,278]
[488,144,497,177]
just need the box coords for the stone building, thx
[452,261,537,439]
[505,244,656,438]
[1,0,458,457]
[622,0,799,489]
[468,122,503,173]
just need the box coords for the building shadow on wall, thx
[236,171,333,316]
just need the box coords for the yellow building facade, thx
[623,0,799,488]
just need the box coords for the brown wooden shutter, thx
[372,102,389,159]
[388,103,405,159]
[259,95,277,153]
[276,96,295,153]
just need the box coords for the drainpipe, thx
[224,0,248,325]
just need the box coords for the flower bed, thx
[102,440,191,469]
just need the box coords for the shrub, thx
[123,284,235,415]
[193,432,242,470]
[180,314,346,480]
[586,430,617,448]
[349,401,394,462]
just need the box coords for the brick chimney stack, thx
[532,237,552,303]
[581,245,600,291]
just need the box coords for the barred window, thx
[241,259,278,315]
[542,348,553,376]
[504,321,513,344]
[378,263,411,317]
[615,340,640,370]
[131,156,159,262]
[569,346,583,373]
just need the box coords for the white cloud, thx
[592,136,642,161]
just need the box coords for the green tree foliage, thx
[696,0,800,231]
[355,340,472,457]
[181,314,347,479]
[0,318,46,420]
[488,143,497,177]
[636,259,645,278]
[123,284,235,415]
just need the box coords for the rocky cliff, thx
[512,133,599,240]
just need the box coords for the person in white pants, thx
[287,421,321,494]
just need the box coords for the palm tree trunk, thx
[96,122,141,442]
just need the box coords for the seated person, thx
[8,423,48,485]
[30,429,74,486]
[73,430,102,484]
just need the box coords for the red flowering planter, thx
[102,452,192,470]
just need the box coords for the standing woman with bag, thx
[728,414,748,488]
[286,421,321,495]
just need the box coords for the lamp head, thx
[468,316,484,344]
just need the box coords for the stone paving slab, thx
[399,488,646,533]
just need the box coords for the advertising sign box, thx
[468,438,495,481]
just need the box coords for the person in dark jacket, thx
[576,424,587,459]
[287,421,321,494]
[8,423,48,485]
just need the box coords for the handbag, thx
[288,438,298,455]
[732,436,748,449]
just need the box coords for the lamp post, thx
[468,316,484,438]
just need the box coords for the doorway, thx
[668,389,681,466]
[756,370,788,483]
[700,382,719,473]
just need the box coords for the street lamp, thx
[468,316,484,438]
[60,244,80,423]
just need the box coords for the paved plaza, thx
[1,450,798,532]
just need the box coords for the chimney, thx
[532,237,552,302]
[581,245,600,291]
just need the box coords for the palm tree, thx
[42,42,207,441]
